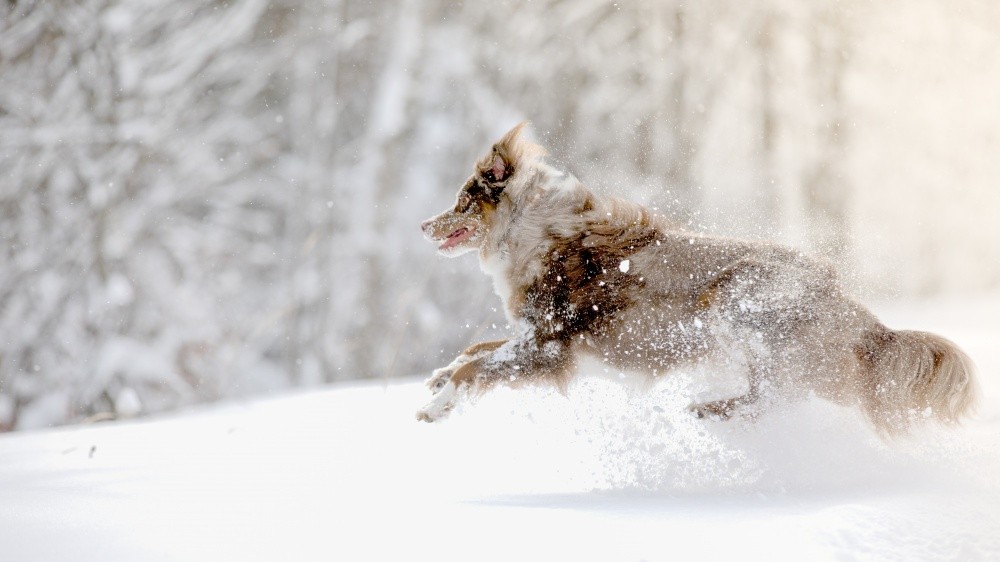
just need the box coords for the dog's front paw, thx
[424,368,454,395]
[416,405,453,423]
[416,380,458,423]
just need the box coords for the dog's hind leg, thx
[689,365,763,421]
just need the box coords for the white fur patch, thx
[416,380,457,422]
[481,251,513,308]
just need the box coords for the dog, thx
[416,123,977,433]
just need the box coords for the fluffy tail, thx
[857,326,977,433]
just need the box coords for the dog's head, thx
[421,122,545,256]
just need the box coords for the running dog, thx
[417,123,977,433]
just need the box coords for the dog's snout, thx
[420,219,432,233]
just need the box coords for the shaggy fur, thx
[416,123,977,433]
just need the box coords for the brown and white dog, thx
[417,123,977,433]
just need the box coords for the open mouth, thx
[439,226,476,251]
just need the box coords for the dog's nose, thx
[420,219,432,232]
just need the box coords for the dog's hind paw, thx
[689,394,761,422]
[688,399,737,421]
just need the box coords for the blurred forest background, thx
[2,0,999,430]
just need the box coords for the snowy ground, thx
[1,297,999,561]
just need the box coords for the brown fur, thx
[416,123,978,434]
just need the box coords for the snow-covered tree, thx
[1,0,997,430]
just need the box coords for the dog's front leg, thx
[424,340,507,395]
[416,337,571,423]
[416,340,507,423]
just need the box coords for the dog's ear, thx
[482,121,544,187]
[494,122,528,161]
[489,153,508,183]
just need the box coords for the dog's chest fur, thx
[478,184,670,343]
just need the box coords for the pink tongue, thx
[441,228,468,249]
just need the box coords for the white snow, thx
[619,259,631,273]
[1,297,999,561]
